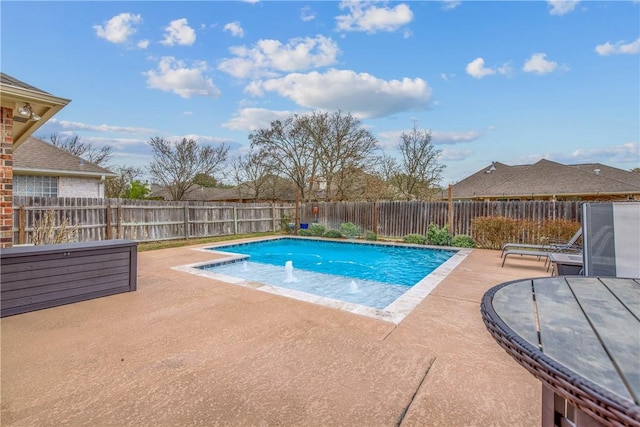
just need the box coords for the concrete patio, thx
[1,239,551,426]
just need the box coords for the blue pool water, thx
[200,238,456,309]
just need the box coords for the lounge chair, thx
[501,235,584,268]
[501,228,582,258]
[501,248,553,268]
[582,202,640,277]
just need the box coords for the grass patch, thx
[137,232,278,252]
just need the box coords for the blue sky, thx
[2,1,639,185]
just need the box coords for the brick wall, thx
[59,176,104,198]
[1,107,14,248]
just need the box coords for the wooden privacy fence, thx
[13,197,583,244]
[299,200,583,238]
[12,197,296,245]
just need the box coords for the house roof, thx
[1,73,71,147]
[150,178,298,202]
[444,159,640,199]
[150,185,232,201]
[13,137,116,178]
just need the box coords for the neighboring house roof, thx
[443,159,640,200]
[150,179,298,202]
[149,184,230,201]
[13,137,116,178]
[0,73,71,147]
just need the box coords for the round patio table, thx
[481,276,640,427]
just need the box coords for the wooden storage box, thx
[1,239,137,317]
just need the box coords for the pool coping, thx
[172,236,472,324]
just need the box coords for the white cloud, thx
[595,38,640,56]
[222,108,295,131]
[336,1,414,33]
[85,137,148,150]
[567,142,639,163]
[301,6,316,22]
[174,134,237,146]
[137,39,150,49]
[440,148,473,161]
[516,142,639,165]
[224,21,244,38]
[218,35,340,79]
[93,13,142,44]
[466,57,506,79]
[376,128,480,152]
[547,0,580,16]
[522,53,560,74]
[441,1,461,11]
[143,57,220,98]
[431,130,482,145]
[249,69,431,119]
[49,118,157,135]
[161,18,196,46]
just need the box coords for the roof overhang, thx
[1,83,71,148]
[13,167,117,179]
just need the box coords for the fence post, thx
[19,205,25,244]
[117,204,123,239]
[448,185,454,234]
[272,203,277,232]
[373,201,378,236]
[184,205,190,239]
[105,204,112,240]
[233,206,238,235]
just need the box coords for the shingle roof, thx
[0,73,50,94]
[446,159,640,199]
[13,137,115,177]
[150,178,297,202]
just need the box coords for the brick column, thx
[1,107,14,248]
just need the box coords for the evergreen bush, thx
[309,224,326,237]
[426,223,452,246]
[365,231,377,241]
[403,233,426,245]
[451,234,476,248]
[339,222,361,239]
[324,229,343,238]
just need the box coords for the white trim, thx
[13,167,117,178]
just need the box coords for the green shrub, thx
[309,223,326,237]
[365,231,377,241]
[403,233,426,245]
[297,229,313,236]
[339,222,361,239]
[451,234,476,248]
[426,223,452,246]
[324,229,343,238]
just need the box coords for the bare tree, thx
[230,148,278,201]
[46,134,113,167]
[250,110,378,202]
[249,115,318,202]
[389,124,445,200]
[105,165,145,198]
[299,110,378,201]
[147,137,229,201]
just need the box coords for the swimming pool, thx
[174,237,471,323]
[208,238,455,286]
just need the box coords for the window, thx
[14,175,58,197]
